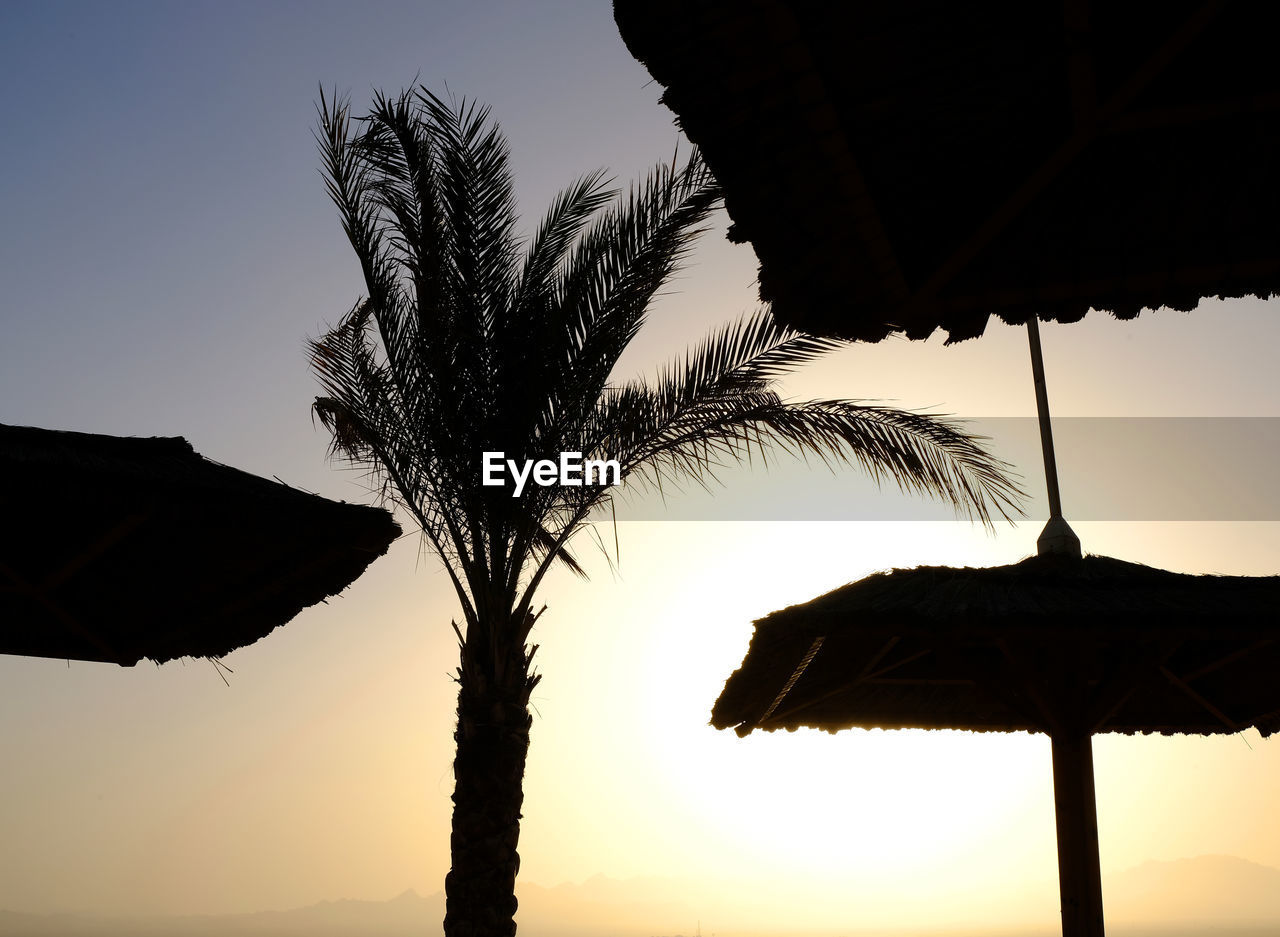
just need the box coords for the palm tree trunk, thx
[443,631,534,937]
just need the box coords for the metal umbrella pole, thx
[1026,317,1101,937]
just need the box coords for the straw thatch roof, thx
[615,1,1280,342]
[712,554,1280,739]
[0,423,401,666]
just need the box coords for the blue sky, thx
[0,1,694,482]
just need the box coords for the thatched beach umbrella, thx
[614,0,1280,343]
[615,3,1280,935]
[0,423,400,666]
[712,555,1280,934]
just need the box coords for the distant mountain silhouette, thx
[0,889,443,937]
[1,856,1277,937]
[1106,855,1280,925]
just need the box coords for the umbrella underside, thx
[714,555,1280,739]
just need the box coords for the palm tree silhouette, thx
[309,86,1023,937]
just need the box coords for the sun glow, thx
[636,581,1052,875]
[519,522,1061,896]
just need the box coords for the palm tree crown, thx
[309,86,1023,937]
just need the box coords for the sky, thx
[2,1,1279,932]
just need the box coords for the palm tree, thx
[309,86,1023,937]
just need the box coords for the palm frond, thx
[310,85,1026,635]
[581,310,1025,528]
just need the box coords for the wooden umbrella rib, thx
[829,149,911,306]
[1105,92,1280,134]
[37,511,150,592]
[1181,638,1274,682]
[966,663,1052,730]
[856,635,901,680]
[1087,686,1136,734]
[0,559,129,665]
[900,0,1227,318]
[755,635,825,726]
[766,640,929,725]
[198,546,344,622]
[1063,0,1097,133]
[860,646,930,682]
[996,638,1066,735]
[720,0,910,308]
[866,678,972,686]
[1159,664,1239,732]
[1087,640,1184,732]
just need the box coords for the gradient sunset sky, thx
[2,2,1278,932]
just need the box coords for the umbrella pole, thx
[1050,732,1106,937]
[1026,318,1081,556]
